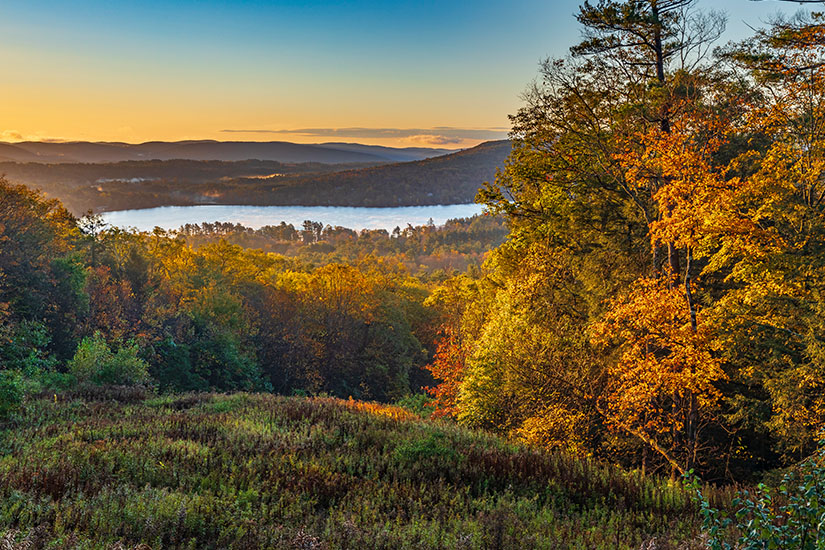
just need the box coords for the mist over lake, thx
[101,204,486,232]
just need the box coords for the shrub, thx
[395,393,436,418]
[689,437,825,549]
[143,338,207,393]
[0,370,24,419]
[395,432,460,464]
[0,321,57,375]
[68,333,149,386]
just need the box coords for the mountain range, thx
[1,140,511,213]
[0,140,453,164]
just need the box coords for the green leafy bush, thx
[689,438,825,549]
[395,393,436,418]
[68,333,149,386]
[0,370,24,419]
[395,432,460,465]
[144,338,207,393]
[0,321,56,375]
[0,322,68,418]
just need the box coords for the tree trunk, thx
[668,243,681,284]
[652,2,680,285]
[684,247,699,472]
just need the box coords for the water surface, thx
[101,204,485,232]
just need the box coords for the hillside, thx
[0,392,708,549]
[0,159,381,211]
[0,141,510,213]
[0,143,39,163]
[233,140,512,206]
[0,140,453,164]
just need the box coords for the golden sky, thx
[0,0,812,148]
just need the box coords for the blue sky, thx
[0,0,815,146]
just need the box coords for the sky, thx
[0,0,818,148]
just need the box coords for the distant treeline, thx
[0,159,380,214]
[177,214,507,278]
[224,140,511,207]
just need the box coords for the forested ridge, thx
[4,0,825,547]
[0,140,452,164]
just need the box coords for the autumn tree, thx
[0,177,86,361]
[465,0,739,474]
[592,278,726,474]
[424,325,465,418]
[698,12,825,460]
[462,1,825,476]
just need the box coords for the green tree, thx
[0,177,87,359]
[69,332,149,386]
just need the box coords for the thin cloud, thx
[408,134,464,145]
[220,127,508,141]
[0,130,69,143]
[0,130,24,142]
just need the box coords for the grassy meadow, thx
[0,391,719,549]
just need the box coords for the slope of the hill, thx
[231,139,512,206]
[0,143,39,163]
[0,140,453,164]
[315,142,455,162]
[0,392,709,549]
[1,141,509,213]
[0,160,390,214]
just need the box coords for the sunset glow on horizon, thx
[1,0,814,148]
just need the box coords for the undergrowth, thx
[0,392,726,549]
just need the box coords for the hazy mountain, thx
[243,140,512,206]
[0,140,454,164]
[0,159,379,196]
[0,143,40,162]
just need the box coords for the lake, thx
[101,204,486,232]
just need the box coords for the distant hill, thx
[238,140,512,206]
[0,142,39,162]
[315,142,455,162]
[0,159,378,202]
[1,140,511,213]
[0,140,453,164]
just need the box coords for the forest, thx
[4,0,825,547]
[437,0,825,484]
[0,159,380,214]
[0,179,509,404]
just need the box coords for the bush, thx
[395,393,436,418]
[143,338,207,393]
[395,432,460,465]
[0,321,57,375]
[0,370,24,419]
[689,437,825,549]
[68,333,150,386]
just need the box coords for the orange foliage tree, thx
[600,105,746,474]
[592,278,725,475]
[424,325,466,419]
